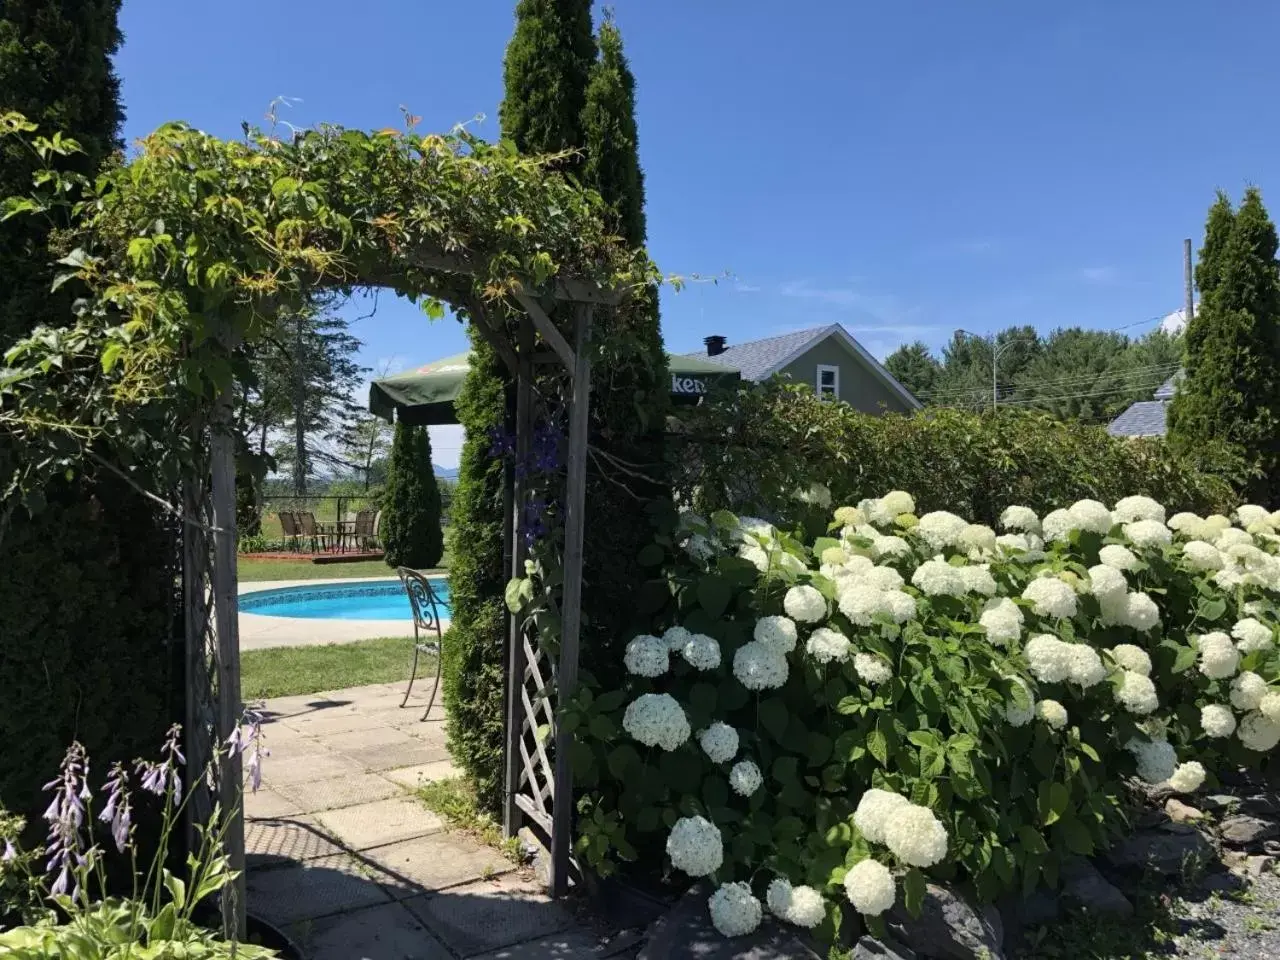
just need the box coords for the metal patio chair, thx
[295,510,327,553]
[398,567,446,721]
[277,510,301,552]
[352,509,375,551]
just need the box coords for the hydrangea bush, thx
[565,492,1280,940]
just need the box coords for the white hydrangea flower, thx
[1124,592,1161,632]
[1230,671,1268,712]
[1068,644,1107,688]
[872,534,912,559]
[996,533,1030,555]
[1232,618,1274,653]
[624,694,690,751]
[708,882,761,937]
[754,616,798,652]
[1238,712,1280,752]
[1125,519,1173,550]
[862,565,902,592]
[796,482,833,508]
[1217,527,1254,549]
[1109,644,1152,675]
[1037,699,1069,730]
[1237,504,1271,528]
[783,585,827,623]
[1025,635,1073,683]
[1116,671,1159,715]
[667,816,723,877]
[1261,692,1280,722]
[854,652,892,685]
[883,590,918,623]
[1127,738,1177,784]
[733,641,789,691]
[1200,703,1237,738]
[859,498,894,528]
[624,634,669,677]
[838,584,889,624]
[682,633,722,671]
[1113,495,1167,524]
[1022,576,1078,619]
[739,544,770,572]
[958,564,998,596]
[806,627,851,664]
[699,722,739,764]
[1087,564,1128,602]
[1069,499,1114,534]
[843,859,895,916]
[1000,505,1041,533]
[1005,675,1036,727]
[853,788,909,844]
[1198,632,1240,679]
[1042,508,1073,542]
[1182,540,1225,571]
[980,597,1024,647]
[1166,761,1206,794]
[917,511,968,550]
[1098,544,1139,571]
[1168,511,1204,534]
[663,625,693,652]
[883,805,949,867]
[834,505,865,528]
[880,490,916,516]
[765,877,826,928]
[729,759,763,796]
[911,558,966,597]
[959,524,997,556]
[821,546,850,569]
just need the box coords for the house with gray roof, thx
[1106,373,1182,438]
[684,324,920,414]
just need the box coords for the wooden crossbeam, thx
[512,291,575,371]
[407,250,625,305]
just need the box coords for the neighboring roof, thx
[1107,401,1168,438]
[682,324,921,409]
[369,350,741,425]
[1153,371,1182,400]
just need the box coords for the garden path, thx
[248,682,606,959]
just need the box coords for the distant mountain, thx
[434,466,459,480]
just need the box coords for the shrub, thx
[0,469,179,830]
[565,491,1280,941]
[382,421,444,569]
[671,383,1238,529]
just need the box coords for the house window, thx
[816,364,839,400]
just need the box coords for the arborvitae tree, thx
[0,1,176,829]
[581,12,644,245]
[0,0,124,346]
[444,0,596,812]
[884,341,942,399]
[1169,188,1280,502]
[382,422,444,569]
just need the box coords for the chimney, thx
[704,335,727,357]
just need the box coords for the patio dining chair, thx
[277,510,301,552]
[295,511,327,553]
[397,567,446,721]
[353,509,375,551]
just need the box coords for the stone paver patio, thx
[249,682,605,959]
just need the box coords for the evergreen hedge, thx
[672,382,1238,528]
[382,421,444,569]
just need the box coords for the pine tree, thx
[0,0,124,346]
[1169,188,1280,502]
[884,341,942,399]
[383,422,444,569]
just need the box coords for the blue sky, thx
[115,1,1280,465]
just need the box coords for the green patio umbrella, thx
[370,350,740,425]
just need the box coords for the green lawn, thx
[238,558,400,582]
[240,635,437,699]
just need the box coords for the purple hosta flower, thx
[226,706,269,793]
[137,724,186,804]
[98,763,132,854]
[43,743,89,894]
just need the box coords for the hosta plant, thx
[560,492,1280,940]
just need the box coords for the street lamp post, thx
[955,329,1036,413]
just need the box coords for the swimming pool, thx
[240,578,450,621]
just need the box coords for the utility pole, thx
[1184,238,1195,325]
[990,333,998,413]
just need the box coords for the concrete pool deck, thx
[239,577,441,651]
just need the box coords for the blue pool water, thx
[240,578,451,621]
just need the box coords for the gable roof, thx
[683,324,921,409]
[1153,372,1181,400]
[1106,401,1168,438]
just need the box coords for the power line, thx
[915,361,1181,401]
[996,378,1174,407]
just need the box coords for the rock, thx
[1060,857,1134,917]
[853,935,919,960]
[1265,840,1280,857]
[1219,814,1280,846]
[1165,798,1205,823]
[1103,828,1214,876]
[887,882,1004,960]
[1246,855,1276,878]
[1202,794,1240,813]
[1240,794,1280,817]
[1133,808,1170,829]
[997,888,1060,954]
[637,882,822,960]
